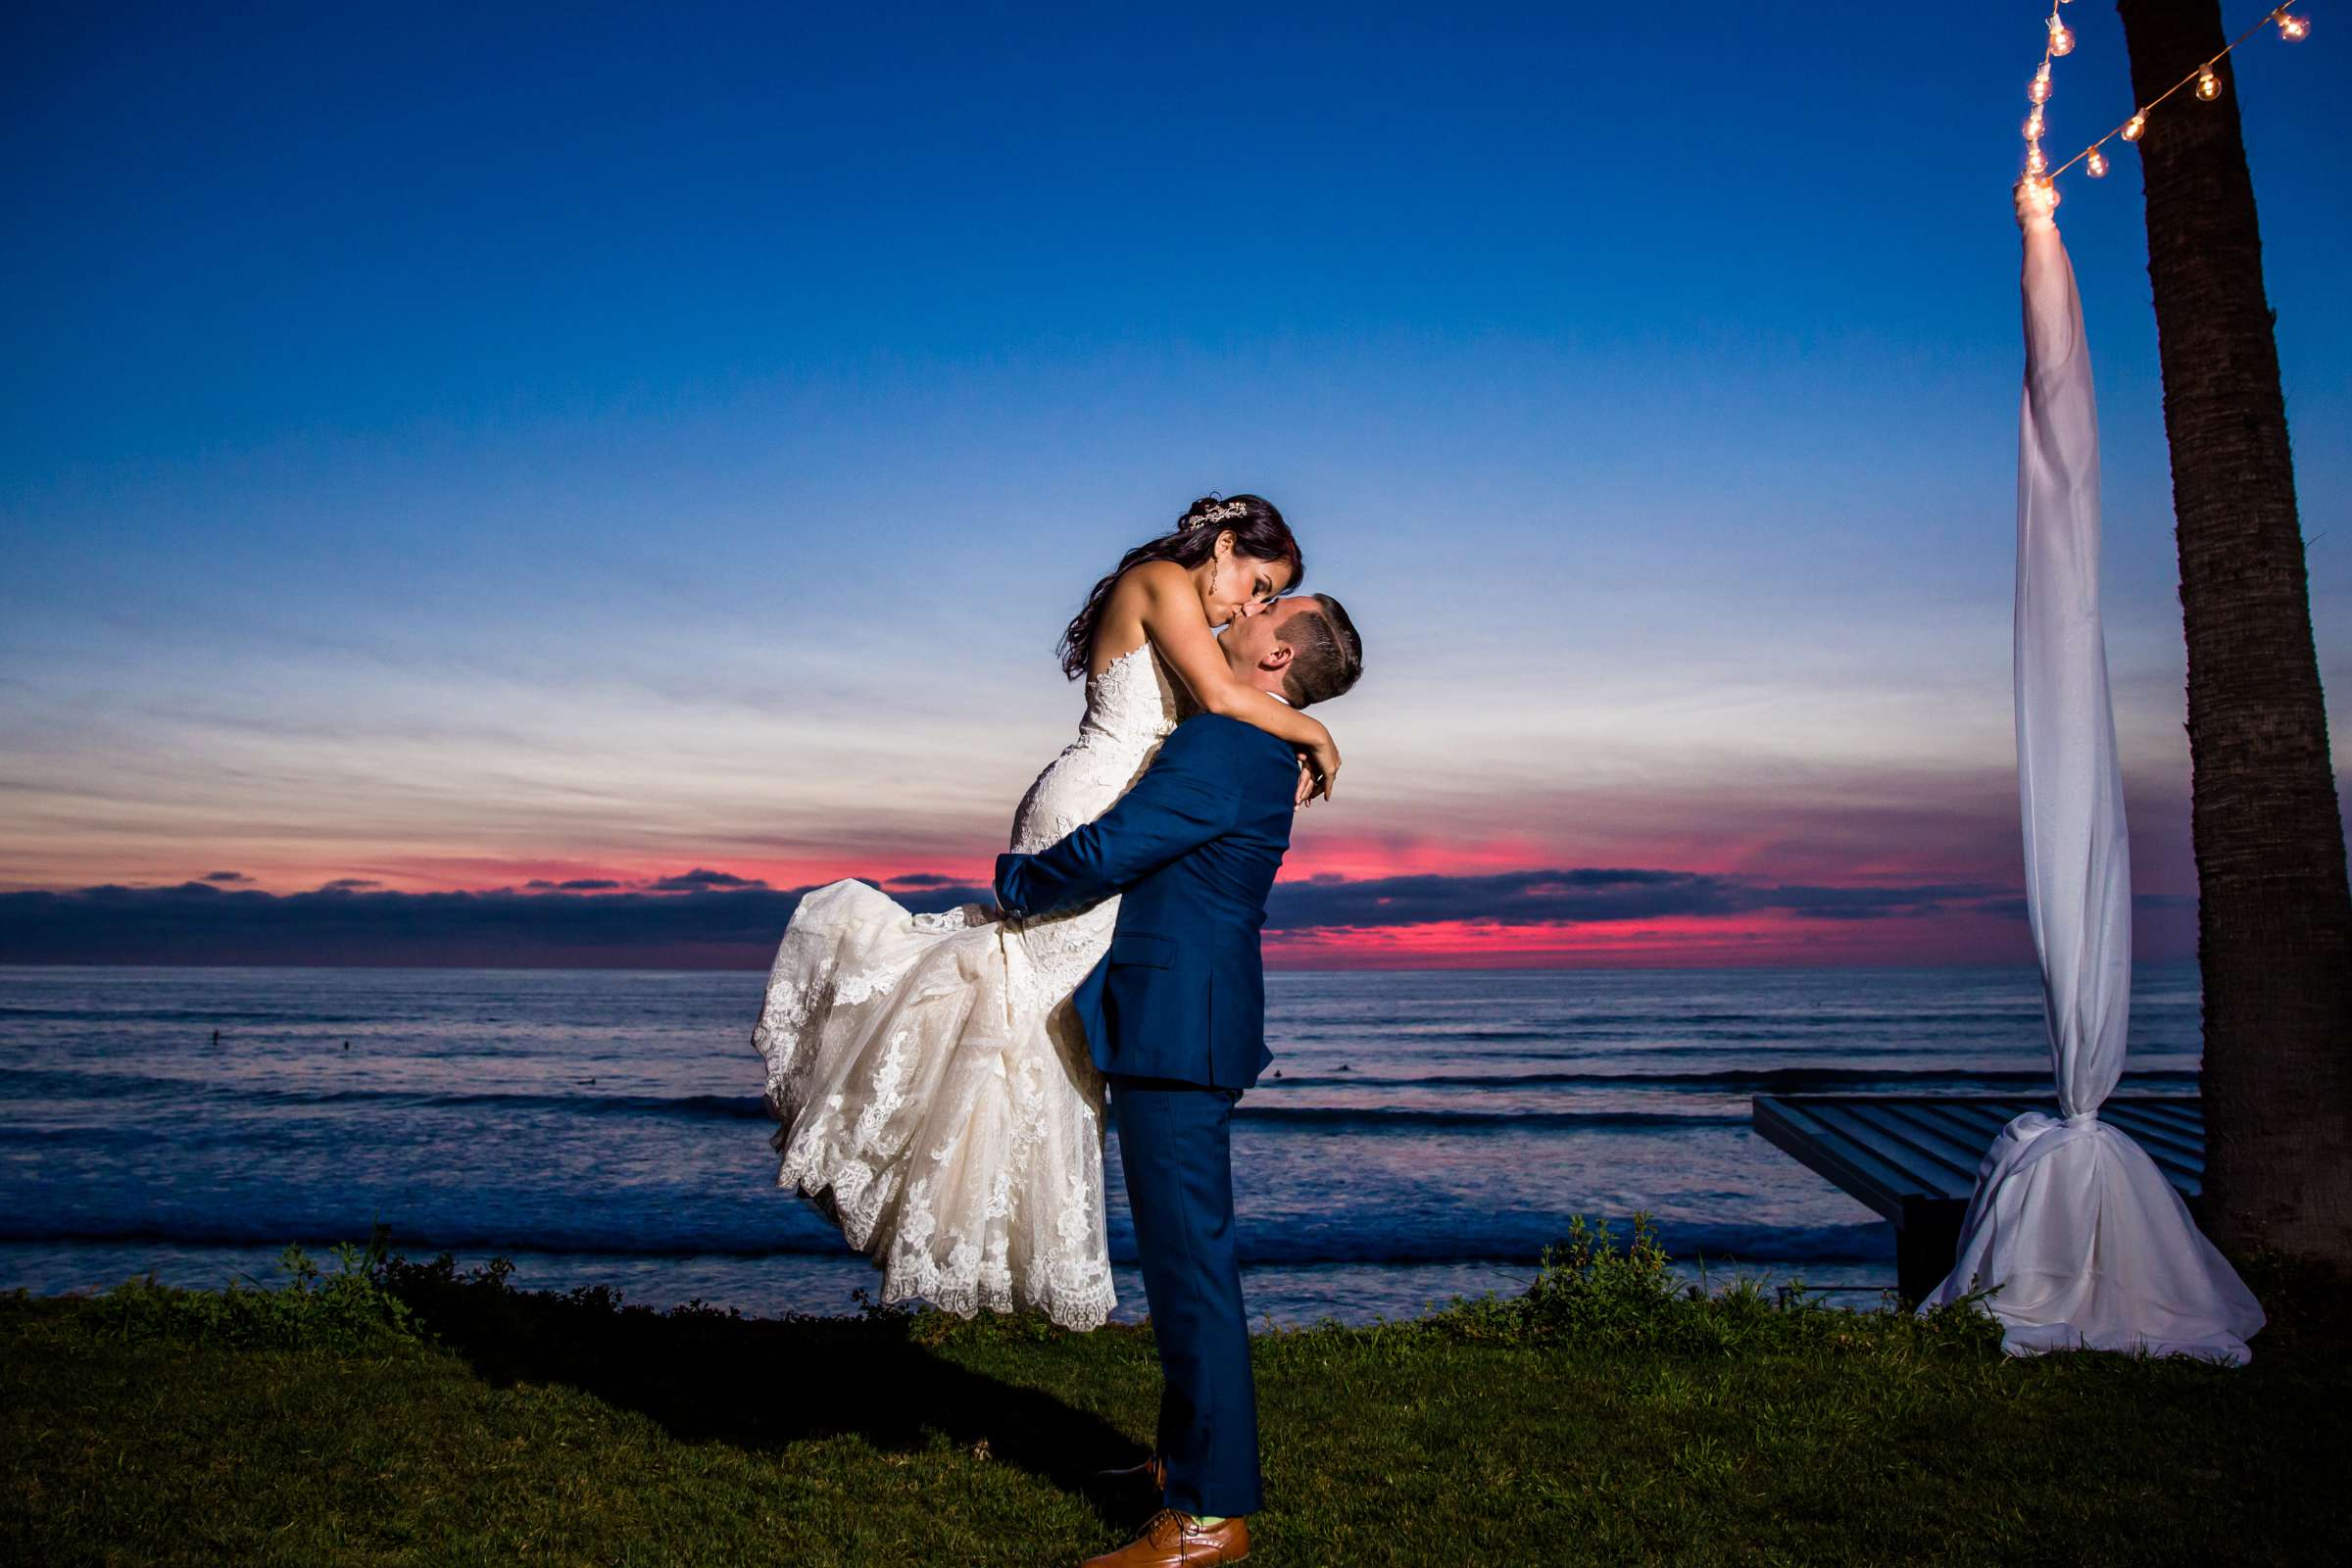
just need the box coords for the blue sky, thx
[2,1,2344,965]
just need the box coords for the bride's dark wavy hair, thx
[1055,494,1303,681]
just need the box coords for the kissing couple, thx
[754,492,1364,1565]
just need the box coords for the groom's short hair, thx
[1277,595,1363,709]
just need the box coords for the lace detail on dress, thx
[750,642,1189,1331]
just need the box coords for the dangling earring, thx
[1207,554,1221,597]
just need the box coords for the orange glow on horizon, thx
[1264,910,2040,970]
[21,830,2150,969]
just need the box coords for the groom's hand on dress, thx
[993,852,1029,919]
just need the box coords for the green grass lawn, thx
[4,1229,2344,1566]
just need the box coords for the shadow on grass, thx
[382,1256,1152,1529]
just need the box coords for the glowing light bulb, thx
[2048,19,2077,55]
[2122,113,2146,141]
[2196,66,2221,101]
[2026,146,2049,175]
[2030,72,2053,105]
[2278,13,2310,40]
[2025,108,2046,140]
[2086,149,2110,177]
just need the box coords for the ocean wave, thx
[0,1005,387,1025]
[1283,1028,2059,1050]
[3,1067,2194,1137]
[1276,1006,2072,1041]
[1232,1105,1750,1131]
[0,1081,1739,1134]
[0,1071,777,1123]
[1426,1039,2198,1061]
[1264,1066,2199,1092]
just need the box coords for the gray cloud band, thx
[0,866,2056,967]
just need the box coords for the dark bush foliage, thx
[1423,1212,2006,1358]
[93,1226,422,1352]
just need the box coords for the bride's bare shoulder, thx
[1086,562,1184,675]
[1111,558,1188,599]
[1097,559,1187,627]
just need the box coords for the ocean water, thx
[0,963,2202,1326]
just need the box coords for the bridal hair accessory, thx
[1188,500,1248,529]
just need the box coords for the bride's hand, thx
[1297,735,1341,805]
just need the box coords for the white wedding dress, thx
[752,642,1196,1329]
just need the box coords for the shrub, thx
[1426,1212,2005,1359]
[93,1225,422,1352]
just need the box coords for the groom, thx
[995,592,1364,1568]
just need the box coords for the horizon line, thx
[0,956,2198,976]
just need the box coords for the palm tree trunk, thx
[2115,0,2351,1267]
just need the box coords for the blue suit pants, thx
[1107,1074,1263,1518]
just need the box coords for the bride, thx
[751,494,1341,1329]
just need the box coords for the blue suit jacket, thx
[994,712,1298,1091]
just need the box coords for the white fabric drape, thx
[1918,184,2265,1363]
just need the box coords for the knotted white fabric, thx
[1917,183,2265,1364]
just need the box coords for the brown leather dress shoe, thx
[1079,1507,1250,1566]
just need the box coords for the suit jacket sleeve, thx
[994,720,1245,920]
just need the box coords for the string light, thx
[2017,2,2069,183]
[2023,1,2325,190]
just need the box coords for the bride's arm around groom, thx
[996,592,1364,929]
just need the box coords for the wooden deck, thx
[1750,1094,2205,1301]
